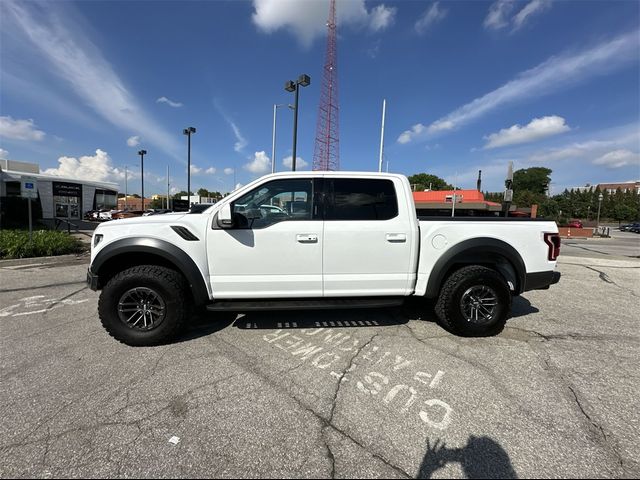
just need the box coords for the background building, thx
[0,159,118,222]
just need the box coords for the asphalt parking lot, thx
[1,237,639,478]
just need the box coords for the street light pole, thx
[285,74,311,171]
[272,104,278,174]
[137,150,146,210]
[124,165,128,210]
[183,127,196,205]
[596,192,604,229]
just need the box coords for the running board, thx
[206,297,404,312]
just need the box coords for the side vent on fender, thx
[171,226,199,241]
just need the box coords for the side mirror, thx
[217,203,234,228]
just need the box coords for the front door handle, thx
[386,233,407,243]
[297,234,318,243]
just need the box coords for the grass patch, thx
[0,229,84,259]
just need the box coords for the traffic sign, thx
[21,176,39,199]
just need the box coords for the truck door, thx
[322,177,414,296]
[208,178,323,298]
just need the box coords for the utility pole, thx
[378,99,386,172]
[137,150,146,211]
[124,165,128,210]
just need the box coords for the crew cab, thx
[87,172,561,346]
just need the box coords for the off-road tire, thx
[435,265,511,337]
[98,265,189,346]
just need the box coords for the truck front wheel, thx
[435,265,511,336]
[98,265,188,346]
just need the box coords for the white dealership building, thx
[0,159,118,220]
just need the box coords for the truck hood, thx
[97,212,188,228]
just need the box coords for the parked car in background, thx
[98,209,120,221]
[112,210,144,220]
[620,223,640,232]
[84,209,100,221]
[143,209,173,216]
[628,223,640,233]
[564,220,583,228]
[188,204,214,214]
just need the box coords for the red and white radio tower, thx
[312,0,340,171]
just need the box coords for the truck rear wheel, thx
[98,265,188,346]
[435,265,511,336]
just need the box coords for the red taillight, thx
[544,233,561,261]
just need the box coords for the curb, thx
[0,252,90,267]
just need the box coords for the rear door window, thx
[325,179,398,220]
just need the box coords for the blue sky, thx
[1,0,638,195]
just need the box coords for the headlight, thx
[93,234,104,247]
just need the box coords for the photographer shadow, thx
[418,436,517,479]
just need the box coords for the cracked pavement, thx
[1,243,639,478]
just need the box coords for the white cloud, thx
[0,116,46,141]
[369,5,396,32]
[190,165,203,174]
[0,148,8,159]
[484,116,571,149]
[282,155,308,169]
[244,151,271,174]
[484,0,551,32]
[156,96,183,108]
[3,1,181,159]
[251,0,396,47]
[397,31,638,144]
[205,167,217,174]
[231,122,248,152]
[42,149,124,183]
[213,101,248,153]
[398,124,427,144]
[127,135,140,147]
[224,167,234,175]
[512,0,552,31]
[593,150,640,169]
[484,0,514,30]
[415,2,447,34]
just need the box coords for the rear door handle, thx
[297,234,318,243]
[386,233,407,243]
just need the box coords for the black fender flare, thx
[91,237,209,305]
[425,238,526,298]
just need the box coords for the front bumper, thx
[524,270,561,292]
[86,269,99,291]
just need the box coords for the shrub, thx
[0,229,84,259]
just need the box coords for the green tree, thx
[513,167,552,195]
[148,198,164,209]
[172,190,189,199]
[197,188,210,198]
[407,173,453,191]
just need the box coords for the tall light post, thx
[137,150,146,210]
[596,192,604,229]
[271,104,294,174]
[124,165,128,210]
[284,74,311,171]
[183,127,196,205]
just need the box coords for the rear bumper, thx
[524,270,561,292]
[86,269,99,291]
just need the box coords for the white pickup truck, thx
[87,172,561,346]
